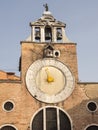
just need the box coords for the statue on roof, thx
[43,3,49,11]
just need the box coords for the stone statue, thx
[43,3,49,11]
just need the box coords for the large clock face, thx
[26,58,74,103]
[36,66,65,95]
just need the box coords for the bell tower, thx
[22,4,78,81]
[20,4,80,129]
[27,4,71,43]
[1,4,98,130]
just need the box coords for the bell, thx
[57,31,62,40]
[35,31,40,40]
[45,32,51,40]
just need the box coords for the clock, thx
[26,58,74,103]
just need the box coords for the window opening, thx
[32,107,71,130]
[45,26,52,42]
[35,27,40,42]
[86,125,98,130]
[3,101,14,112]
[87,101,97,112]
[0,125,16,130]
[56,28,62,42]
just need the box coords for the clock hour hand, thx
[45,68,54,83]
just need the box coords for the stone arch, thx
[85,124,98,130]
[0,124,17,130]
[30,106,73,130]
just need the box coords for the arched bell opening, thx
[56,28,62,42]
[45,25,52,42]
[35,27,40,42]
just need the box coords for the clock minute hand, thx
[45,68,54,83]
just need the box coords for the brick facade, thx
[0,9,98,130]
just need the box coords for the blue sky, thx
[0,0,98,82]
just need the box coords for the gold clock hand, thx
[45,68,54,83]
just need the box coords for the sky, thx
[0,0,98,82]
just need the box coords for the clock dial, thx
[26,58,74,103]
[36,66,65,95]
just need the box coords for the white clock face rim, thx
[26,58,74,103]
